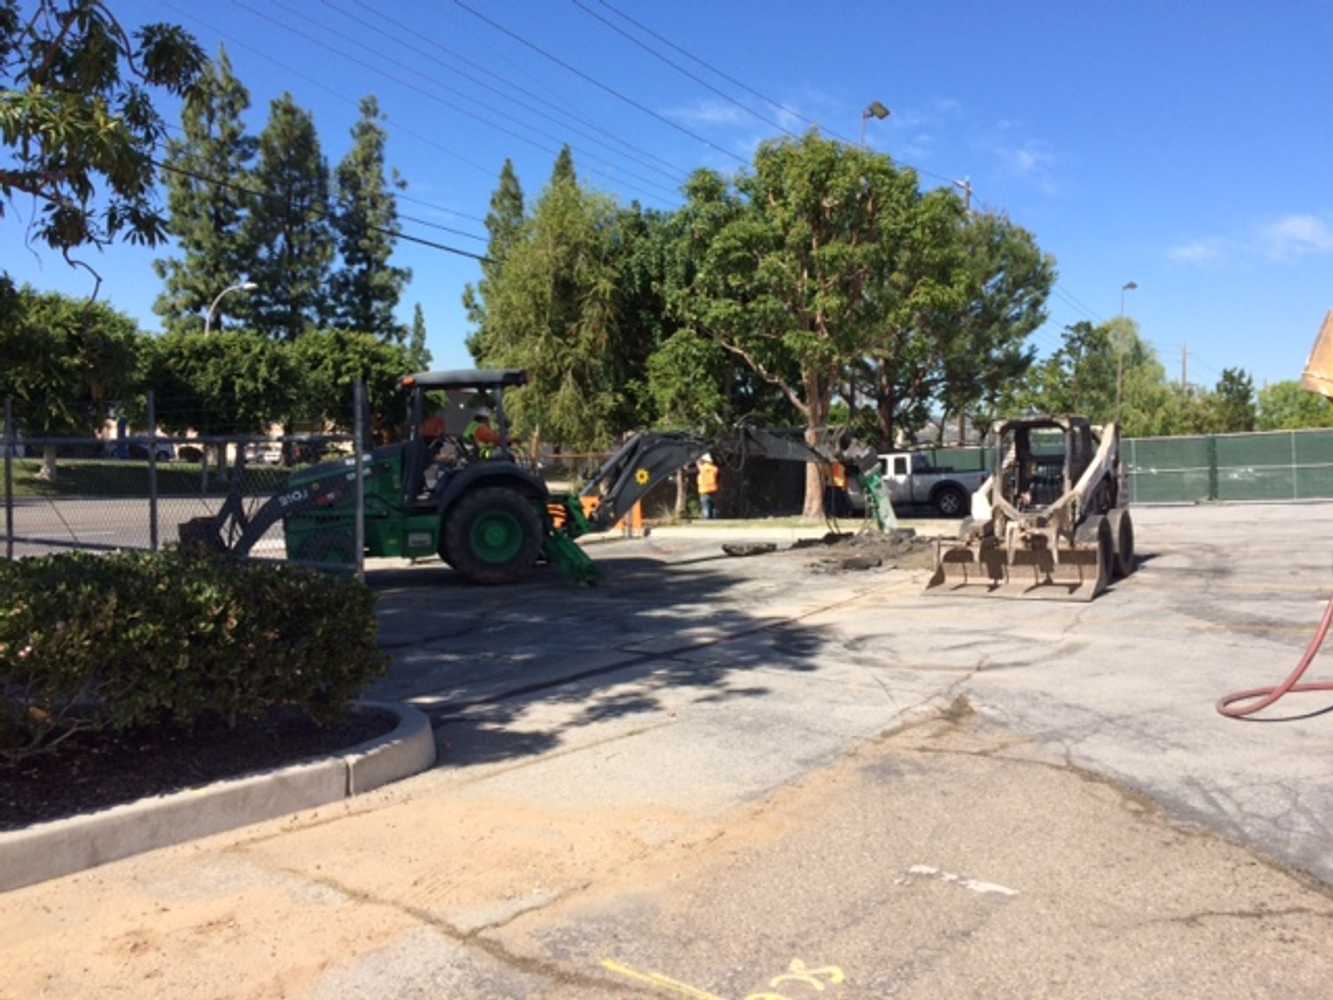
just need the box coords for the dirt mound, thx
[803,528,935,574]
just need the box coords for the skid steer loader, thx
[924,416,1134,601]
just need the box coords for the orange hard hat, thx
[422,415,445,438]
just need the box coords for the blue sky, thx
[8,0,1332,390]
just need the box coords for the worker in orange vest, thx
[697,453,721,520]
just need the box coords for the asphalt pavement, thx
[4,503,1333,998]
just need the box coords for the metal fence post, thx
[353,380,366,580]
[4,398,13,561]
[1129,437,1137,505]
[147,390,159,551]
[1206,435,1219,501]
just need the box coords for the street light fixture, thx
[204,281,258,334]
[860,100,890,147]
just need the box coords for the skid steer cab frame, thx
[925,415,1136,602]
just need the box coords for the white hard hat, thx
[475,407,492,419]
[700,453,712,463]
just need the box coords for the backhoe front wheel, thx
[444,487,544,585]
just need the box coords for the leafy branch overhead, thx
[0,0,205,284]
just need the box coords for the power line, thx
[452,0,749,166]
[588,0,836,139]
[162,0,499,195]
[570,0,797,139]
[153,157,493,263]
[394,191,486,226]
[235,0,678,205]
[326,0,689,186]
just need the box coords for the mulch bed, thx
[0,706,397,831]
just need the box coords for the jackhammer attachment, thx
[925,516,1112,602]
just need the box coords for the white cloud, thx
[932,97,962,115]
[1168,238,1226,264]
[1260,214,1333,259]
[663,99,749,127]
[995,141,1053,177]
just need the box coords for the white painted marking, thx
[906,864,1018,897]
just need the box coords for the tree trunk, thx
[876,374,896,452]
[801,369,831,521]
[674,467,688,519]
[958,411,967,445]
[39,444,58,482]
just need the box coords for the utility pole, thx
[1117,281,1138,421]
[953,178,973,212]
[1181,343,1189,390]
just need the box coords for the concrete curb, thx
[0,701,435,894]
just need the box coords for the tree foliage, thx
[152,45,256,332]
[1258,380,1333,431]
[463,158,524,361]
[0,0,204,286]
[288,328,410,432]
[408,302,431,371]
[0,285,142,476]
[243,92,334,340]
[147,329,296,436]
[329,95,409,341]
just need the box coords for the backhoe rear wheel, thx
[444,486,543,585]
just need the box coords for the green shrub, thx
[0,550,389,763]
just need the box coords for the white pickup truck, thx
[844,451,989,517]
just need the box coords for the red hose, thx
[1217,592,1333,718]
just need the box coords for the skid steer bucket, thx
[925,526,1111,602]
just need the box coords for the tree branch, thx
[718,339,807,416]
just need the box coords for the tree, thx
[329,95,410,341]
[288,329,411,435]
[674,135,920,517]
[148,330,297,470]
[243,93,334,340]
[0,1,204,290]
[0,286,143,478]
[463,159,525,361]
[472,175,643,451]
[1258,381,1333,431]
[152,46,257,332]
[550,144,576,186]
[1214,367,1256,433]
[407,303,431,371]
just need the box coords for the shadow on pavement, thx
[365,547,843,769]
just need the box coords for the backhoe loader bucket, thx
[925,519,1112,602]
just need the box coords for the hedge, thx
[0,550,389,764]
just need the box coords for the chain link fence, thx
[3,387,365,572]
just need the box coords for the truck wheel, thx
[933,484,969,518]
[444,486,543,585]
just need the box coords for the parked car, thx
[103,440,174,462]
[844,451,989,517]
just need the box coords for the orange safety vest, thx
[698,462,720,495]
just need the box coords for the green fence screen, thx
[917,429,1333,505]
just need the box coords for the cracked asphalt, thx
[5,504,1333,998]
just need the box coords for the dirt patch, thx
[0,706,396,830]
[802,528,936,574]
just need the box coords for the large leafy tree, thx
[407,302,431,371]
[0,0,204,290]
[674,134,920,517]
[0,286,143,478]
[463,158,525,361]
[288,328,411,435]
[243,93,334,340]
[152,45,256,332]
[329,95,409,341]
[1258,380,1333,431]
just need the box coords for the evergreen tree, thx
[408,303,432,370]
[153,46,257,332]
[551,144,576,186]
[330,96,410,340]
[243,93,335,340]
[462,158,525,359]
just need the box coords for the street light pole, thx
[1116,281,1138,421]
[860,100,890,147]
[204,281,258,334]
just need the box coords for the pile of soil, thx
[0,706,396,831]
[801,528,937,574]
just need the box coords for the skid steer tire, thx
[444,486,543,585]
[1108,507,1135,578]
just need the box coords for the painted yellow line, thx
[602,959,729,1000]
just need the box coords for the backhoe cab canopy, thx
[399,369,528,391]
